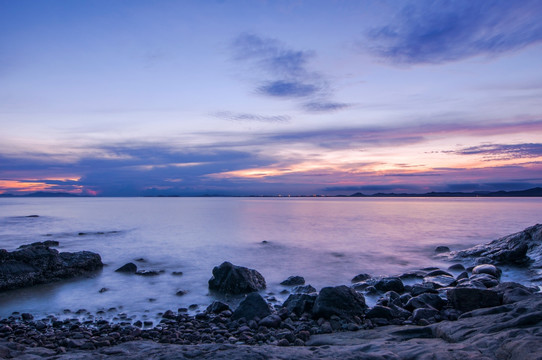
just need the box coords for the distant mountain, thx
[350,187,542,197]
[0,192,81,198]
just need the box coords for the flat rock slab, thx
[0,242,103,291]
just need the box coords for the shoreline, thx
[1,224,541,359]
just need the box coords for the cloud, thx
[213,111,290,123]
[231,33,344,112]
[366,0,542,64]
[454,143,542,160]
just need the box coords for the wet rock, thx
[405,293,446,311]
[448,263,465,271]
[293,284,317,294]
[258,314,282,328]
[374,277,404,293]
[115,263,137,273]
[472,264,501,278]
[208,262,266,294]
[135,270,161,276]
[206,301,231,314]
[313,285,367,321]
[469,273,499,288]
[435,246,450,253]
[351,273,371,283]
[495,282,537,304]
[452,224,542,266]
[412,307,439,323]
[171,271,183,276]
[280,276,305,286]
[447,287,501,312]
[365,305,396,320]
[99,287,108,293]
[425,269,453,277]
[283,293,316,316]
[21,313,33,321]
[423,275,456,289]
[0,243,103,291]
[175,290,188,296]
[232,293,271,320]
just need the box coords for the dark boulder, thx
[232,293,271,320]
[447,287,501,312]
[293,284,317,294]
[115,263,137,273]
[258,314,282,328]
[280,276,305,286]
[374,277,404,293]
[423,275,456,289]
[405,293,447,311]
[452,224,542,266]
[283,293,316,316]
[412,307,440,323]
[472,264,501,278]
[365,305,395,320]
[435,246,450,253]
[208,262,266,294]
[351,273,371,283]
[206,301,231,314]
[312,285,367,320]
[494,282,537,304]
[0,243,102,291]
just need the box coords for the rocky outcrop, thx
[232,293,271,320]
[208,262,266,294]
[115,263,137,273]
[0,242,102,291]
[280,276,305,286]
[452,223,542,267]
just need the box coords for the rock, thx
[280,276,305,286]
[423,275,456,289]
[115,263,137,273]
[313,285,367,321]
[283,293,317,316]
[232,293,271,320]
[409,284,439,296]
[494,282,537,304]
[135,270,160,276]
[374,277,404,293]
[469,273,499,288]
[293,284,317,294]
[435,246,450,253]
[206,301,231,314]
[99,287,108,293]
[472,264,501,278]
[365,305,396,320]
[447,287,501,312]
[405,293,446,311]
[351,273,371,283]
[208,262,266,294]
[452,224,542,266]
[412,307,439,323]
[258,314,282,328]
[0,243,103,291]
[171,271,183,276]
[425,269,453,277]
[448,264,465,271]
[175,290,188,296]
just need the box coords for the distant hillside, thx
[350,187,542,197]
[0,192,81,198]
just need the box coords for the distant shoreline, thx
[1,187,542,198]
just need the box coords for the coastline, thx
[1,224,542,358]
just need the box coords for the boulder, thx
[405,293,447,311]
[472,264,501,278]
[115,263,137,273]
[312,285,367,320]
[351,273,371,283]
[232,293,271,320]
[423,275,456,289]
[206,301,231,314]
[258,314,282,328]
[452,224,542,266]
[0,243,102,291]
[293,284,317,294]
[374,277,404,293]
[435,246,450,253]
[447,287,501,312]
[494,282,537,304]
[412,307,439,323]
[280,276,305,286]
[283,293,316,316]
[208,262,266,294]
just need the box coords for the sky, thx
[1,0,542,196]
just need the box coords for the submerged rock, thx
[115,263,137,273]
[0,242,102,291]
[374,277,404,293]
[447,287,501,312]
[283,293,317,316]
[208,261,266,294]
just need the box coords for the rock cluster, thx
[0,242,103,291]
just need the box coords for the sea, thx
[0,197,541,322]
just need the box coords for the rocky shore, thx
[1,224,541,359]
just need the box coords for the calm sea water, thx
[0,197,541,320]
